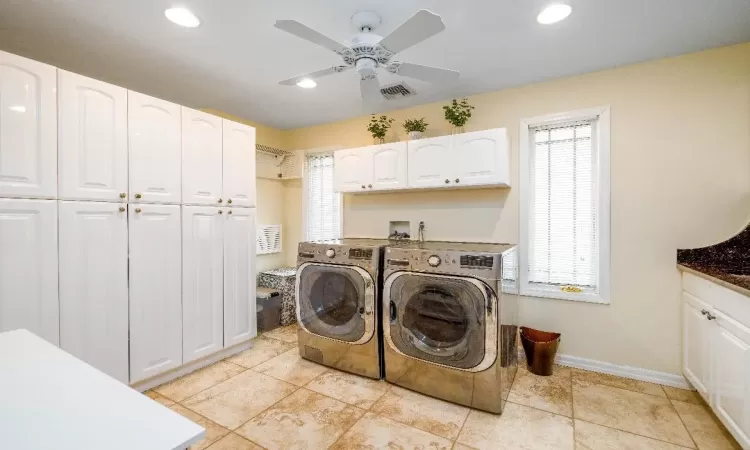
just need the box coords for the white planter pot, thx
[408,131,423,140]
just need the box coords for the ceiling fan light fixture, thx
[165,7,200,28]
[537,4,572,25]
[296,78,317,88]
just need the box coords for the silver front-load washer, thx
[295,239,388,379]
[382,241,519,413]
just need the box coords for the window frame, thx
[519,106,611,304]
[302,147,344,242]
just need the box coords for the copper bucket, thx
[520,327,561,376]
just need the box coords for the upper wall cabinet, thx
[372,143,408,190]
[222,120,256,207]
[334,142,408,193]
[182,108,223,205]
[334,146,373,192]
[407,136,453,189]
[128,91,182,204]
[0,51,57,199]
[58,70,128,201]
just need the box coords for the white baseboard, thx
[554,353,691,389]
[130,339,255,392]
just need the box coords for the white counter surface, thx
[0,329,204,450]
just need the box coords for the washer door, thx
[296,263,375,344]
[384,272,497,372]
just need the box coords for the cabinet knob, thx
[228,210,233,215]
[218,198,223,203]
[118,206,126,212]
[119,193,127,199]
[701,309,708,316]
[218,210,223,214]
[455,178,460,183]
[706,312,716,321]
[134,193,142,199]
[361,185,366,189]
[135,208,142,213]
[227,199,232,204]
[445,179,450,184]
[368,184,372,188]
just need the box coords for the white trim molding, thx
[555,353,692,389]
[519,106,611,304]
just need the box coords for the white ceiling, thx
[0,0,748,129]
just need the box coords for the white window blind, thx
[305,153,341,241]
[529,120,598,292]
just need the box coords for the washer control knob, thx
[427,255,441,267]
[325,248,336,258]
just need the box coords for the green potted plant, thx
[443,98,475,134]
[403,118,428,140]
[367,115,394,144]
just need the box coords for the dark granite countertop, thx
[677,263,750,297]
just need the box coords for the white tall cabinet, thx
[223,121,256,207]
[182,108,223,206]
[58,201,129,382]
[224,207,257,346]
[0,199,58,344]
[129,204,183,383]
[0,52,57,199]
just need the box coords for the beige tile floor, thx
[145,325,740,450]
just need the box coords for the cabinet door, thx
[58,70,128,201]
[0,51,57,198]
[224,207,257,347]
[683,292,711,400]
[407,136,452,188]
[452,129,510,187]
[712,310,750,448]
[222,120,256,207]
[334,147,373,192]
[182,206,224,363]
[371,143,408,191]
[128,91,181,204]
[59,201,128,383]
[129,204,182,382]
[0,199,58,344]
[182,108,222,205]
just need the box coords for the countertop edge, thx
[677,264,750,297]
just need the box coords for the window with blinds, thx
[521,108,610,303]
[305,153,341,241]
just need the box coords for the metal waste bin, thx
[257,287,282,332]
[520,326,561,376]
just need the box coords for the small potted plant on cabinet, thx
[443,98,475,134]
[367,115,394,144]
[403,118,428,140]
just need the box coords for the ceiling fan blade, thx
[376,10,446,55]
[279,66,351,86]
[274,20,351,55]
[360,76,382,108]
[387,62,459,83]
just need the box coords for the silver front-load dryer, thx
[295,239,388,379]
[382,242,519,414]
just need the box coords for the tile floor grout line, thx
[325,406,370,449]
[230,385,305,441]
[203,432,269,450]
[573,418,696,449]
[452,401,472,448]
[170,366,252,405]
[670,400,701,450]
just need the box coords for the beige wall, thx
[282,43,750,373]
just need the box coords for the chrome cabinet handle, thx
[445,179,450,184]
[118,206,126,212]
[361,185,366,189]
[228,210,233,215]
[134,208,142,213]
[218,210,223,214]
[706,312,716,320]
[227,199,232,204]
[368,184,372,188]
[455,178,460,183]
[119,193,127,199]
[218,198,223,203]
[134,193,142,199]
[701,309,708,316]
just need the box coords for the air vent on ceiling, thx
[380,82,416,100]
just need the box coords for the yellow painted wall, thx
[281,43,750,373]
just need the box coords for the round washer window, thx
[402,286,469,348]
[308,272,360,326]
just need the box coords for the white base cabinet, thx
[58,201,129,383]
[682,271,750,448]
[129,204,182,383]
[224,207,257,347]
[182,206,224,363]
[0,199,58,344]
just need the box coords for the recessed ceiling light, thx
[296,78,317,89]
[165,7,200,28]
[537,4,572,25]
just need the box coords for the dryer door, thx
[296,263,376,344]
[384,272,498,372]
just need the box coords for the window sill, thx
[520,286,610,304]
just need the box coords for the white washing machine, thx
[295,239,388,379]
[382,241,519,413]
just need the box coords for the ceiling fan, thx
[274,10,459,106]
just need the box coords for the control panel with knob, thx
[325,248,336,258]
[427,255,442,267]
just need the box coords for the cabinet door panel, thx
[129,204,182,382]
[407,136,452,188]
[58,70,128,201]
[224,207,256,346]
[371,143,407,191]
[182,206,224,362]
[0,51,57,198]
[0,199,58,344]
[128,91,181,204]
[222,121,256,207]
[712,310,750,448]
[453,129,509,187]
[59,201,128,383]
[182,108,222,205]
[334,147,372,192]
[683,292,711,400]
